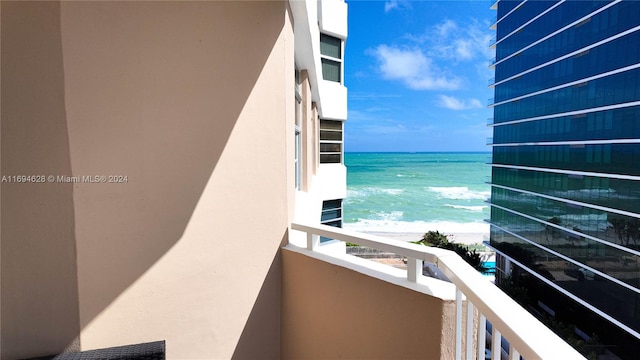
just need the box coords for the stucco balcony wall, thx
[281,247,458,360]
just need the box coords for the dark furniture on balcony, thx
[21,340,165,360]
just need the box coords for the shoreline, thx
[353,231,496,268]
[362,231,489,246]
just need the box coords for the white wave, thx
[427,186,490,200]
[445,204,487,212]
[343,219,489,234]
[372,211,404,221]
[396,174,416,178]
[348,187,404,197]
[347,189,367,198]
[381,188,404,195]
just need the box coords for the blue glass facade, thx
[495,1,638,79]
[490,1,640,358]
[493,106,640,143]
[495,30,640,102]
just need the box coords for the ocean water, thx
[343,152,492,234]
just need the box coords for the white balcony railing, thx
[290,222,586,360]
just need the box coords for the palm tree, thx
[415,231,489,274]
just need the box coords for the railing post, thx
[510,348,520,360]
[477,314,486,360]
[466,301,474,360]
[456,289,463,360]
[492,328,501,360]
[406,257,421,282]
[306,232,319,250]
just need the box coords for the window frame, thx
[320,198,343,242]
[320,33,344,83]
[319,119,343,164]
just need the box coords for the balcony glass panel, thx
[496,0,557,43]
[491,167,640,215]
[495,2,640,81]
[491,187,640,260]
[490,224,640,334]
[492,106,640,143]
[494,68,640,123]
[494,31,640,102]
[492,143,640,176]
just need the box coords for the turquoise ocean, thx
[343,152,492,234]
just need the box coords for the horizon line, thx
[344,151,491,153]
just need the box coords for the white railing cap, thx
[291,222,456,264]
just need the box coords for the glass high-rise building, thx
[488,1,640,358]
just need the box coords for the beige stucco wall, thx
[2,1,292,359]
[1,2,81,357]
[281,249,457,360]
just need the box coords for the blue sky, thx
[344,0,495,152]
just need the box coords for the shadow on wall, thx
[2,1,286,359]
[231,233,286,360]
[1,1,80,357]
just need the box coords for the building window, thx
[321,199,343,242]
[319,120,343,164]
[320,33,343,83]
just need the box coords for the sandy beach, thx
[364,231,489,246]
[353,231,495,270]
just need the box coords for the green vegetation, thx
[413,230,489,274]
[466,243,489,252]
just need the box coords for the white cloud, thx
[435,19,458,38]
[372,45,461,90]
[436,95,483,110]
[384,0,411,13]
[432,19,494,61]
[406,19,494,62]
[384,1,399,12]
[371,18,495,91]
[475,60,495,82]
